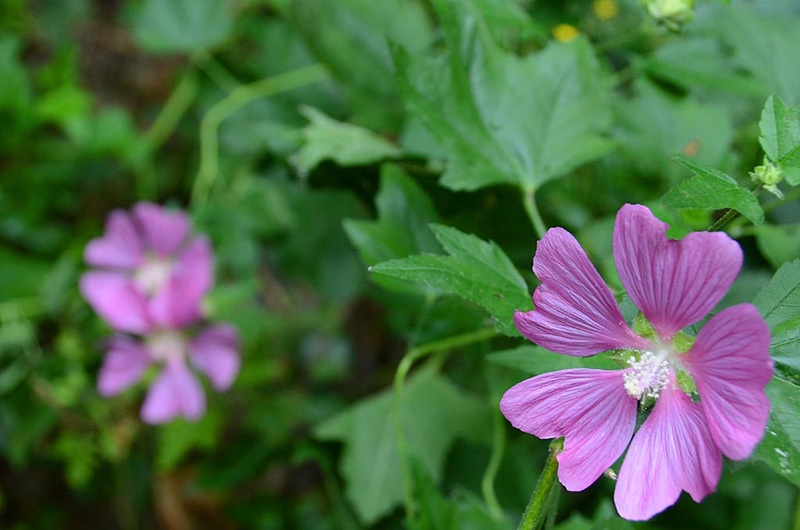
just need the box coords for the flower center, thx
[623,351,671,400]
[134,253,173,295]
[146,330,187,364]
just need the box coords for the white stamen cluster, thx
[134,254,174,295]
[623,351,671,400]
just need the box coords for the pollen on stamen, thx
[623,351,670,400]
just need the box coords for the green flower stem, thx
[517,439,563,530]
[481,397,507,521]
[522,187,547,240]
[707,185,763,232]
[191,63,329,206]
[142,72,199,149]
[393,328,498,520]
[193,51,241,93]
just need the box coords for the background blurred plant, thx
[0,0,799,529]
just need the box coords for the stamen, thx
[623,351,670,400]
[134,254,173,295]
[147,330,187,363]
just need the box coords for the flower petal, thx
[84,210,144,268]
[613,204,742,342]
[97,336,152,396]
[149,237,214,328]
[132,202,190,257]
[684,304,773,460]
[140,362,206,424]
[514,227,650,356]
[79,272,151,334]
[500,369,637,491]
[189,324,240,391]
[614,384,722,521]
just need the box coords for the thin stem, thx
[393,328,498,520]
[543,482,561,530]
[193,51,241,93]
[707,208,739,232]
[517,439,563,530]
[522,188,547,240]
[481,399,506,521]
[191,63,329,206]
[143,72,199,149]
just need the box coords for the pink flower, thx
[80,202,213,333]
[500,204,773,520]
[98,324,240,424]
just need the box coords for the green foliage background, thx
[1,0,799,528]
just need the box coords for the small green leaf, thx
[344,164,440,293]
[132,0,233,54]
[755,224,800,269]
[370,225,531,336]
[753,260,800,485]
[291,107,402,178]
[661,155,764,224]
[759,95,800,185]
[314,366,491,524]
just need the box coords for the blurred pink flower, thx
[501,204,773,520]
[80,202,213,333]
[98,324,240,424]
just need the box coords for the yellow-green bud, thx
[644,0,694,30]
[750,158,784,199]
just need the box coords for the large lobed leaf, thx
[392,0,612,192]
[132,0,233,54]
[314,366,492,524]
[753,260,800,486]
[370,225,532,336]
[661,155,764,224]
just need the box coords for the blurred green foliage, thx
[0,0,799,529]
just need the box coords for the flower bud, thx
[643,0,694,30]
[750,158,784,198]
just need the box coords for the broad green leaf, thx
[759,95,800,185]
[645,37,765,96]
[614,81,733,181]
[314,366,492,524]
[753,260,800,485]
[291,107,402,178]
[393,0,612,192]
[344,164,440,293]
[370,225,532,336]
[756,224,800,269]
[290,0,432,130]
[132,0,233,54]
[720,6,800,106]
[488,345,617,375]
[661,155,764,224]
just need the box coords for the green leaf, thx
[759,95,800,185]
[614,81,733,181]
[488,345,617,375]
[314,366,492,524]
[392,0,611,192]
[291,107,402,178]
[720,6,800,106]
[344,164,440,293]
[753,260,800,485]
[661,155,764,224]
[132,0,233,54]
[370,225,531,336]
[756,224,800,269]
[156,409,225,470]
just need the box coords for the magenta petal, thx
[97,336,152,396]
[515,227,650,356]
[85,211,144,268]
[149,237,213,328]
[132,202,190,256]
[79,272,152,334]
[500,369,637,491]
[189,324,240,391]
[684,304,773,460]
[140,362,206,424]
[615,385,722,521]
[613,204,742,342]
